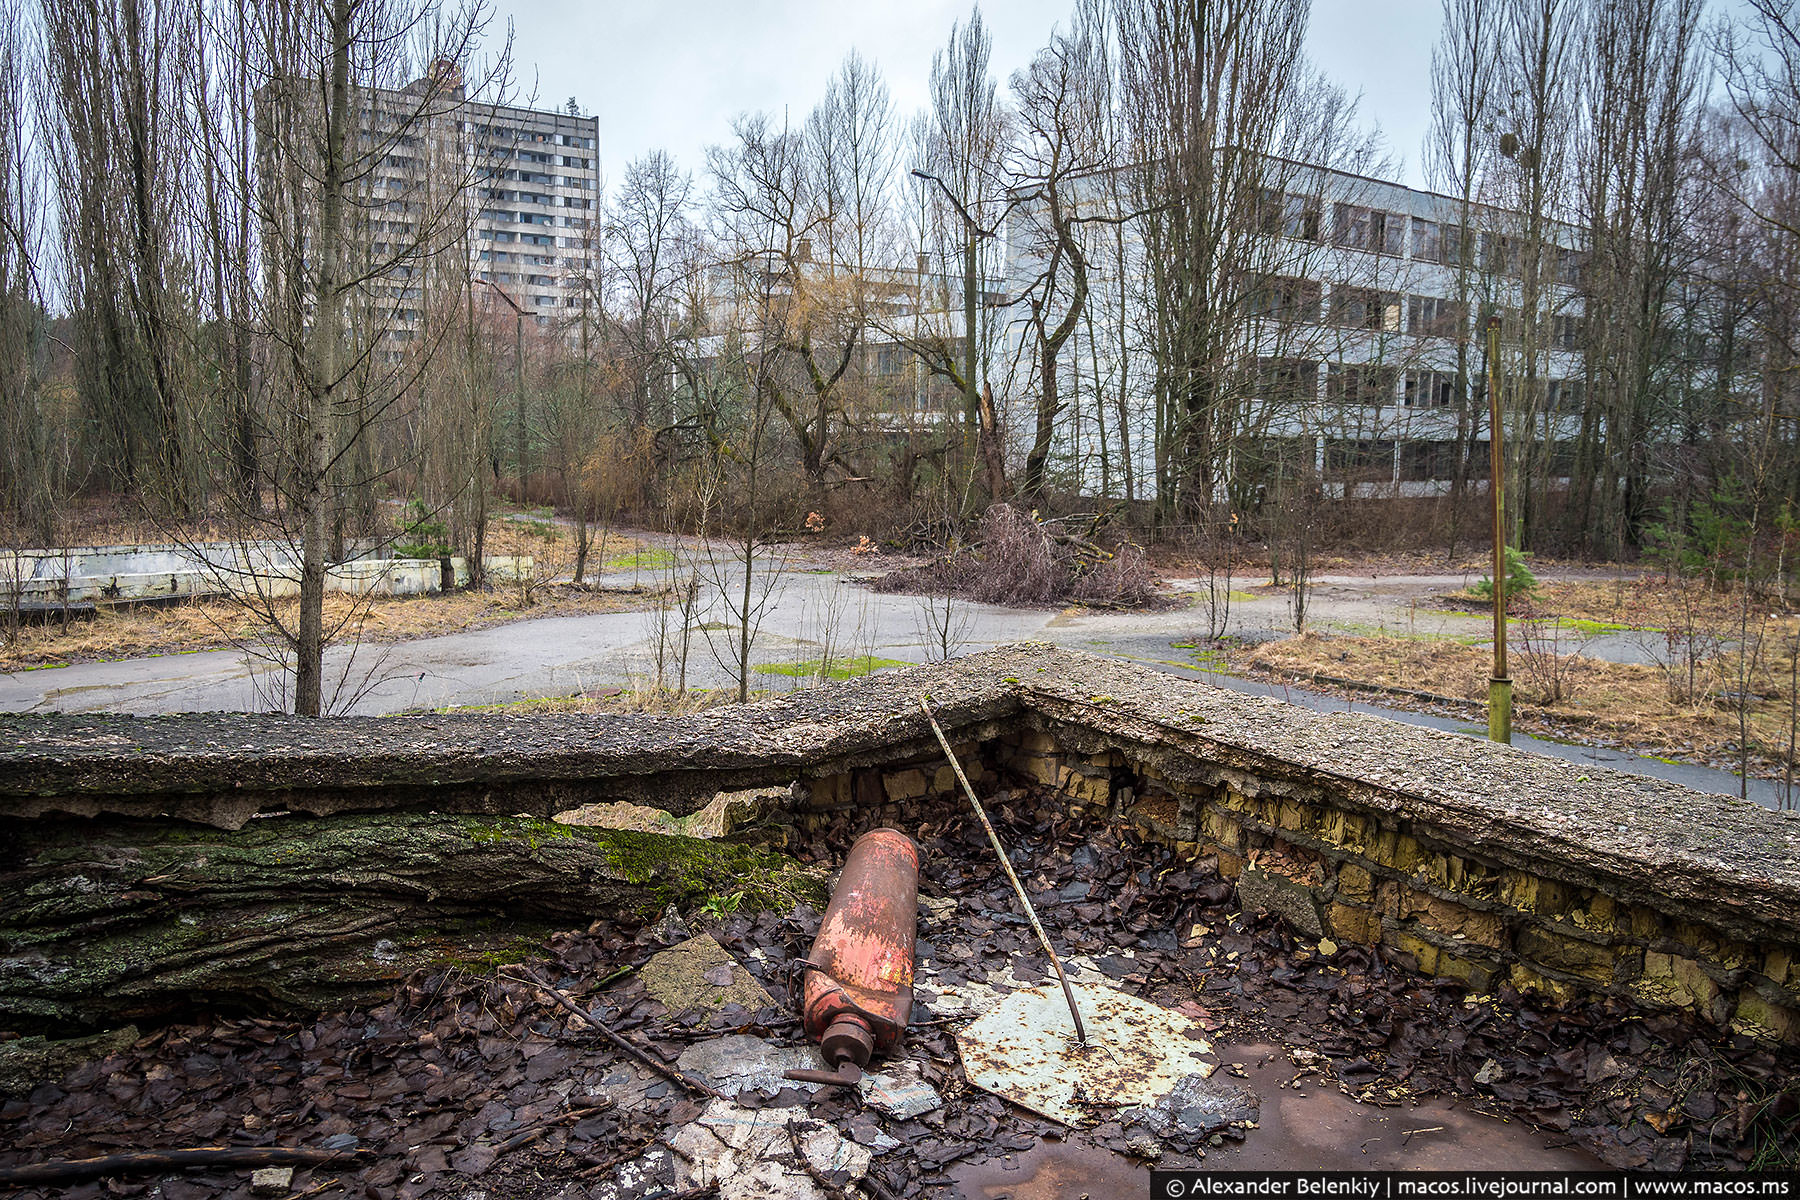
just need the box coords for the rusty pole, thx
[1486,314,1512,744]
[918,695,1087,1045]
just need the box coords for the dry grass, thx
[0,583,658,673]
[1239,629,1800,782]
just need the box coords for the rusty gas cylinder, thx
[790,827,919,1082]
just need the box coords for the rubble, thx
[1,797,1795,1198]
[641,934,776,1019]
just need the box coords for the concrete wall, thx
[4,645,1796,1042]
[1,542,531,604]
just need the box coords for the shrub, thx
[1471,545,1537,605]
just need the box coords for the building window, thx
[1403,369,1458,407]
[1324,439,1395,482]
[1254,356,1319,400]
[1328,363,1398,406]
[1283,194,1321,241]
[1407,295,1466,338]
[1412,218,1441,263]
[1330,286,1400,331]
[1247,274,1321,324]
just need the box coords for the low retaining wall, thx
[1,541,530,605]
[4,645,1797,1041]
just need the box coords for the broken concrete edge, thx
[0,657,1025,825]
[5,645,1795,918]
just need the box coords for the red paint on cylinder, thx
[798,827,920,1070]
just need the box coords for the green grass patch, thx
[603,548,676,572]
[756,655,909,681]
[1228,589,1259,603]
[1556,616,1654,637]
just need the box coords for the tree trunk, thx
[0,811,823,1032]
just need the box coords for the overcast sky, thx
[490,0,1444,193]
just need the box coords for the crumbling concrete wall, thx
[5,644,1798,1042]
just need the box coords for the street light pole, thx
[1485,313,1512,744]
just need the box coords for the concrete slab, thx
[641,933,774,1019]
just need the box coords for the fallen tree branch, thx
[0,1146,371,1187]
[505,970,724,1100]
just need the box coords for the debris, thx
[641,933,775,1018]
[1474,1058,1506,1086]
[250,1165,294,1195]
[1138,1071,1260,1136]
[664,1098,870,1199]
[507,969,724,1099]
[786,828,919,1088]
[676,1035,830,1098]
[955,977,1214,1126]
[857,1058,944,1119]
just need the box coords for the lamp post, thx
[476,277,526,500]
[1485,312,1512,744]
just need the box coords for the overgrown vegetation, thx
[870,503,1162,609]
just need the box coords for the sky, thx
[489,0,1444,194]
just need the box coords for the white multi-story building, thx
[464,96,600,328]
[1000,159,1587,501]
[265,63,600,345]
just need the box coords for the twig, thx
[492,1103,612,1154]
[917,694,1087,1045]
[506,970,725,1099]
[0,1147,372,1187]
[785,1126,853,1200]
[1401,1125,1446,1143]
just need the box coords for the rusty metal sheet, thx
[954,978,1214,1126]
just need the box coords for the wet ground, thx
[2,553,1785,806]
[4,795,1793,1199]
[949,1040,1600,1199]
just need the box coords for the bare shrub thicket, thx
[872,503,1159,608]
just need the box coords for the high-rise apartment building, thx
[261,63,600,348]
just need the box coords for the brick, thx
[1327,901,1381,945]
[1200,808,1243,850]
[1395,889,1507,950]
[1437,949,1501,992]
[1764,947,1795,991]
[807,774,848,810]
[1509,964,1581,1004]
[1015,753,1061,786]
[1336,862,1375,903]
[932,766,956,794]
[1216,849,1245,879]
[1635,951,1726,1021]
[882,769,928,803]
[1319,809,1372,853]
[1669,923,1753,971]
[1515,926,1621,984]
[1389,932,1443,977]
[1500,872,1574,918]
[1731,992,1800,1043]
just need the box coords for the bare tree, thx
[39,0,198,514]
[233,0,510,715]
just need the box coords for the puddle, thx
[950,1041,1598,1197]
[950,1135,1157,1199]
[1207,1042,1601,1170]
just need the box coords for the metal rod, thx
[917,695,1087,1044]
[1485,315,1512,744]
